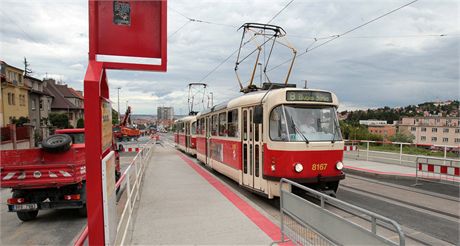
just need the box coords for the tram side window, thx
[211,114,218,136]
[191,122,197,135]
[269,107,288,141]
[227,109,239,138]
[219,112,227,136]
[200,118,205,134]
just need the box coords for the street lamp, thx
[117,87,121,124]
[208,92,213,108]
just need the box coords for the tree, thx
[389,133,415,143]
[24,57,33,76]
[77,118,84,128]
[112,109,119,125]
[11,117,30,126]
[49,113,69,129]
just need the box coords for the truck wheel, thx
[78,205,87,217]
[13,191,39,221]
[42,134,72,152]
[78,182,87,217]
[17,211,39,221]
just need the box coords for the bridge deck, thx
[129,144,280,245]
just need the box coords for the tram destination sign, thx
[286,91,332,103]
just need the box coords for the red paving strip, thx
[177,152,287,243]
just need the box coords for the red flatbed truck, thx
[0,128,120,221]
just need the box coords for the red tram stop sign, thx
[83,1,167,245]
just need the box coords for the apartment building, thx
[24,75,53,138]
[0,61,29,127]
[157,106,174,120]
[399,116,460,146]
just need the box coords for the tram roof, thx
[174,115,197,123]
[196,88,338,117]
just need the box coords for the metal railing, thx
[344,140,459,167]
[279,179,405,246]
[74,140,155,246]
[415,156,460,186]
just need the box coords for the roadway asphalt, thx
[0,153,136,245]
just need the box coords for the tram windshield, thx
[269,105,342,142]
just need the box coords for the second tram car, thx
[175,85,344,198]
[174,115,197,156]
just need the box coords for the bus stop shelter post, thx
[84,60,106,245]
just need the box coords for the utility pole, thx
[117,87,121,124]
[303,80,308,89]
[209,92,213,108]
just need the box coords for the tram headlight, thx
[336,161,344,170]
[294,163,303,173]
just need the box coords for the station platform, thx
[343,158,417,178]
[343,158,460,183]
[128,145,282,245]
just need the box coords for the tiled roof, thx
[44,80,80,110]
[69,88,84,99]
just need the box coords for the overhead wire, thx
[0,9,40,44]
[168,6,238,28]
[267,0,295,24]
[288,33,455,39]
[268,0,420,72]
[169,20,192,38]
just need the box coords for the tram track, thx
[342,175,459,221]
[337,176,459,245]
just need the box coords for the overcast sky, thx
[1,0,459,115]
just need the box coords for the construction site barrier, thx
[74,140,154,246]
[415,156,460,185]
[279,179,405,246]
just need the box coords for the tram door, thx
[206,116,211,166]
[185,122,190,151]
[242,107,263,191]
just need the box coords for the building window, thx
[39,99,43,110]
[421,127,426,132]
[443,128,449,133]
[7,93,12,105]
[421,136,426,141]
[411,127,416,131]
[431,137,437,142]
[455,129,460,134]
[12,93,15,105]
[442,138,448,143]
[32,99,36,110]
[455,138,460,143]
[432,128,437,133]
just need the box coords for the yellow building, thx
[1,61,29,127]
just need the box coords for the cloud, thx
[1,0,459,115]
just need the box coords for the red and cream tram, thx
[176,85,344,198]
[174,115,197,156]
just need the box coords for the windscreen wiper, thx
[291,119,309,144]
